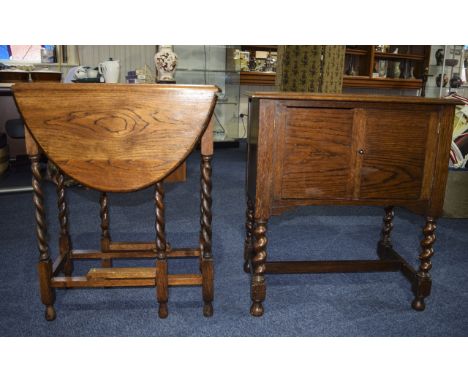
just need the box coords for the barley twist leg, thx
[250,220,268,317]
[412,217,436,311]
[155,182,168,318]
[200,155,214,317]
[99,192,112,267]
[31,155,56,321]
[243,198,255,274]
[55,170,73,276]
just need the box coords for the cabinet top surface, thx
[248,92,462,105]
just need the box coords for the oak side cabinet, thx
[243,92,461,317]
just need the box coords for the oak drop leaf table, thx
[14,83,218,321]
[243,92,461,317]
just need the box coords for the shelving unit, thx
[238,45,431,91]
[240,45,277,85]
[344,45,430,90]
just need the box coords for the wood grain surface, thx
[281,107,354,199]
[14,83,218,192]
[358,109,435,199]
[248,92,461,105]
[245,92,460,316]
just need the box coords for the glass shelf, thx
[173,45,241,142]
[424,45,467,98]
[177,68,239,73]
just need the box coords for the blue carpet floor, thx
[1,144,468,336]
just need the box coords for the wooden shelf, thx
[241,45,277,51]
[343,76,423,89]
[241,73,423,89]
[345,48,369,56]
[374,52,427,61]
[240,72,276,86]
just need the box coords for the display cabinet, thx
[344,45,430,90]
[424,45,468,99]
[174,45,241,142]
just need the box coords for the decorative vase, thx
[378,60,388,78]
[408,62,415,79]
[449,74,462,88]
[154,45,177,83]
[393,61,401,79]
[402,61,413,79]
[346,62,357,76]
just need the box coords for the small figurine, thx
[449,74,463,88]
[248,56,257,71]
[435,49,444,66]
[264,52,275,73]
[436,73,449,87]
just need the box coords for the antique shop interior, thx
[1,45,468,337]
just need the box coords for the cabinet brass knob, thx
[358,149,365,155]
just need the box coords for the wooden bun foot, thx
[203,302,213,317]
[158,303,168,319]
[411,298,426,311]
[250,302,264,317]
[45,305,56,321]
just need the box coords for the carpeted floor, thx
[1,143,467,336]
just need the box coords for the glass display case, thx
[425,45,468,99]
[174,45,241,142]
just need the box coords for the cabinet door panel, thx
[359,109,434,200]
[281,108,354,199]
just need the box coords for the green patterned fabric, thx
[276,45,345,93]
[322,45,346,93]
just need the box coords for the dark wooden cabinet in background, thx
[344,45,431,89]
[239,45,431,90]
[244,92,460,317]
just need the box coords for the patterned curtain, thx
[276,45,345,93]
